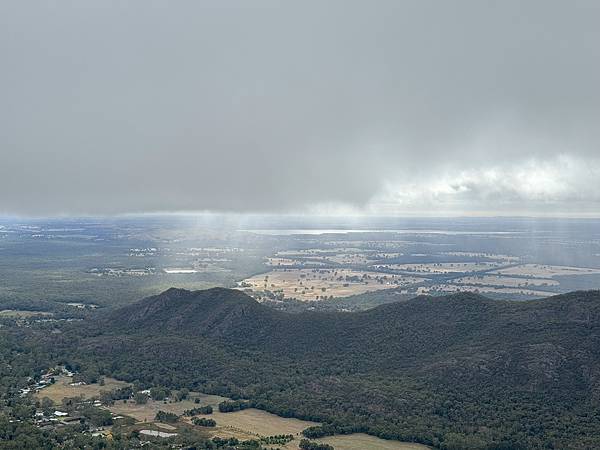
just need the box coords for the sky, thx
[1,1,599,217]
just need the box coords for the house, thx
[19,388,31,397]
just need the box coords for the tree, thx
[155,410,178,423]
[134,392,148,405]
[150,387,170,401]
[299,439,334,450]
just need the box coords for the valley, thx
[3,2,598,447]
[31,366,427,449]
[2,217,600,449]
[1,217,600,314]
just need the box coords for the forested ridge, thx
[50,288,600,449]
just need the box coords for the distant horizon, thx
[2,212,600,221]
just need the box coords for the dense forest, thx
[33,287,599,449]
[3,287,600,448]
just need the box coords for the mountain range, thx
[69,287,600,449]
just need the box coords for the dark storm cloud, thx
[1,1,599,215]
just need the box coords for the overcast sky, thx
[1,1,599,217]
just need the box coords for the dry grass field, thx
[111,399,319,448]
[187,410,429,450]
[206,409,317,436]
[454,275,559,288]
[277,249,362,256]
[108,393,228,422]
[441,252,520,262]
[183,408,318,444]
[419,284,552,297]
[325,253,372,265]
[315,433,431,450]
[375,262,503,274]
[267,257,307,266]
[241,268,423,301]
[491,264,600,278]
[35,376,129,403]
[0,309,53,318]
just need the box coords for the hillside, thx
[108,287,279,339]
[107,288,600,385]
[69,288,600,449]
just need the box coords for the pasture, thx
[241,268,422,301]
[375,262,503,274]
[108,393,228,422]
[492,264,600,278]
[315,433,431,450]
[419,284,552,297]
[35,376,129,404]
[0,309,52,318]
[203,408,317,436]
[454,275,559,288]
[183,408,318,444]
[186,409,430,450]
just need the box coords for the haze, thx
[1,1,599,216]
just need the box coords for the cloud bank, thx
[1,1,599,216]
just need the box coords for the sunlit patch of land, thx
[108,393,228,422]
[419,284,552,297]
[0,309,53,318]
[375,262,504,274]
[184,409,319,443]
[325,253,373,265]
[315,433,431,450]
[35,375,129,404]
[267,257,327,267]
[163,268,199,274]
[491,264,600,277]
[441,251,520,261]
[240,268,424,301]
[454,275,559,288]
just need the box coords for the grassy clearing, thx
[492,264,600,278]
[0,309,53,318]
[180,408,319,449]
[418,284,551,297]
[188,409,430,449]
[242,268,421,301]
[193,408,318,438]
[315,433,431,450]
[454,275,558,287]
[110,396,318,448]
[376,262,503,274]
[108,393,228,422]
[35,376,129,404]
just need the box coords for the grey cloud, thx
[1,1,599,215]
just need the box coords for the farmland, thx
[374,262,504,274]
[107,393,228,422]
[182,409,319,444]
[491,264,600,277]
[36,374,430,449]
[0,309,52,318]
[237,226,600,303]
[35,375,130,404]
[1,217,600,312]
[315,434,431,450]
[240,268,424,301]
[110,395,428,449]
